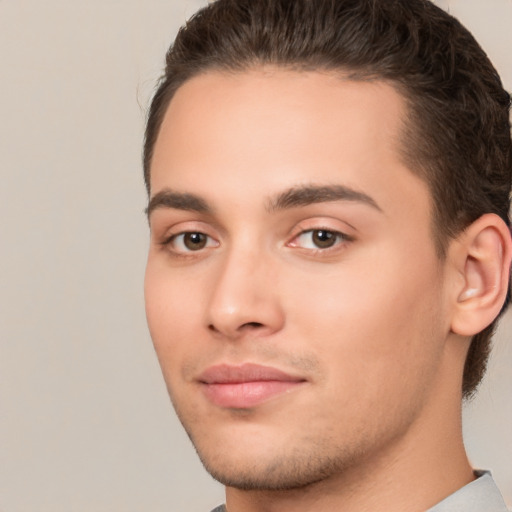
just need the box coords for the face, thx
[145,69,453,490]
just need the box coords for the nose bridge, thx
[206,239,283,338]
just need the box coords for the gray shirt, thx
[428,471,509,512]
[210,471,509,512]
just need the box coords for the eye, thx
[166,232,218,253]
[290,229,348,250]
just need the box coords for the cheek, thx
[144,262,203,365]
[282,250,446,391]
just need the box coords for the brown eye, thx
[163,230,219,255]
[290,228,348,251]
[183,232,208,250]
[311,230,337,248]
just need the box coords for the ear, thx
[450,214,512,336]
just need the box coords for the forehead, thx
[150,68,431,228]
[154,68,407,176]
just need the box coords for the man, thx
[143,0,512,510]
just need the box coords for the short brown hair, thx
[143,0,512,397]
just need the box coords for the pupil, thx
[184,232,206,250]
[313,230,335,248]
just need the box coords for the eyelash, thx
[161,231,219,255]
[160,227,352,257]
[287,228,352,252]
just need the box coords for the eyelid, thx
[165,232,219,253]
[288,228,350,248]
[156,219,216,240]
[157,221,221,256]
[289,217,355,238]
[286,218,356,253]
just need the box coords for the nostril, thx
[207,321,264,336]
[243,322,264,329]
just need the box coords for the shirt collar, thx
[212,471,508,512]
[428,471,509,512]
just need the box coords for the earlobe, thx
[451,214,512,336]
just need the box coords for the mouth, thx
[197,363,307,409]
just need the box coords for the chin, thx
[201,454,342,491]
[190,431,360,491]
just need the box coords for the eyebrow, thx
[146,189,212,217]
[146,184,382,218]
[267,184,382,212]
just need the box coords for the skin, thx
[144,69,508,511]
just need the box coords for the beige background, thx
[0,1,510,510]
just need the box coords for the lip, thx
[197,363,307,409]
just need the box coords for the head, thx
[143,0,511,494]
[144,0,511,398]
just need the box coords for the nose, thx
[206,246,285,340]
